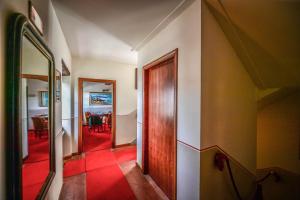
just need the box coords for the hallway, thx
[2,0,300,200]
[61,128,167,200]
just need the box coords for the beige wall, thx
[257,91,300,174]
[70,56,137,151]
[201,2,257,173]
[0,0,71,198]
[200,147,256,200]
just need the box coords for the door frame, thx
[78,78,116,153]
[142,49,178,199]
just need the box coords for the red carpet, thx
[63,125,136,199]
[63,158,86,178]
[24,131,49,163]
[83,125,112,152]
[63,147,137,178]
[22,131,50,200]
[114,146,137,164]
[22,160,49,200]
[86,150,117,171]
[23,182,44,200]
[86,164,136,200]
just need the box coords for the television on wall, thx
[89,92,112,105]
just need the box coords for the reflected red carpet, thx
[22,161,49,200]
[64,126,136,200]
[23,131,49,200]
[24,131,49,163]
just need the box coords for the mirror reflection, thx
[21,36,50,200]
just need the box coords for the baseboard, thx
[22,155,29,162]
[115,143,136,148]
[135,162,142,170]
[63,152,81,160]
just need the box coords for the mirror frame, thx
[6,13,56,200]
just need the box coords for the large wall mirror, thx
[6,14,55,200]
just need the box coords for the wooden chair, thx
[107,113,112,131]
[32,116,48,138]
[84,112,91,125]
[84,112,92,132]
[88,115,103,133]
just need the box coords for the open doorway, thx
[78,78,116,153]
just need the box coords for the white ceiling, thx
[52,0,190,65]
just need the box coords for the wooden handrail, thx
[200,145,256,177]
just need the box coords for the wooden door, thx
[143,49,177,200]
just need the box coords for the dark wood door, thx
[143,50,177,200]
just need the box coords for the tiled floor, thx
[60,158,168,200]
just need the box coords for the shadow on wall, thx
[256,168,300,200]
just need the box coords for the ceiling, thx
[52,0,191,65]
[206,0,300,88]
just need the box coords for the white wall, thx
[62,75,72,157]
[0,0,72,199]
[137,1,201,199]
[70,57,137,150]
[47,2,72,199]
[201,2,257,173]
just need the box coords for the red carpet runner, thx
[87,164,136,200]
[64,128,137,200]
[23,131,50,200]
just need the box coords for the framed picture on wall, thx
[28,1,44,35]
[56,70,61,102]
[39,91,48,107]
[89,92,112,105]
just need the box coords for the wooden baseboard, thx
[136,162,142,170]
[115,143,136,148]
[22,155,29,162]
[63,152,81,160]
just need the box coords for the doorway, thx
[78,78,116,153]
[142,49,178,200]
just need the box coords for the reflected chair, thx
[32,117,48,138]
